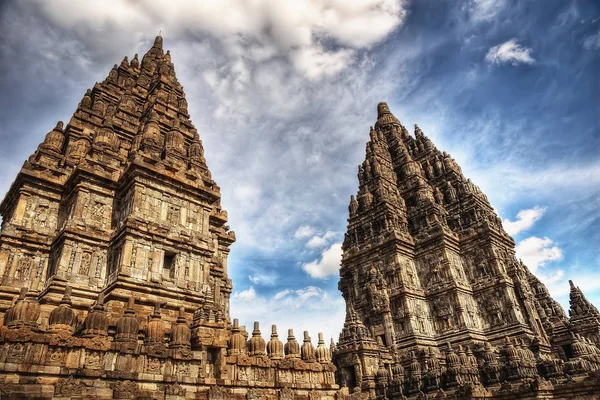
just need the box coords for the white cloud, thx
[291,45,356,80]
[274,289,292,300]
[306,231,337,248]
[485,39,535,66]
[302,242,343,278]
[515,236,563,272]
[230,285,346,344]
[33,0,406,79]
[248,273,278,286]
[294,225,316,239]
[233,286,258,302]
[540,269,565,285]
[503,206,546,236]
[465,0,506,22]
[583,31,600,51]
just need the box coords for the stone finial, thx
[248,321,266,356]
[349,195,358,215]
[266,324,284,360]
[145,301,165,345]
[82,293,108,338]
[41,121,66,153]
[164,118,185,157]
[501,336,518,361]
[115,297,140,343]
[377,102,391,117]
[409,351,421,376]
[375,102,400,130]
[569,279,599,318]
[169,306,191,349]
[4,288,40,329]
[142,109,163,150]
[154,35,163,49]
[131,53,139,68]
[445,342,460,367]
[315,332,331,363]
[93,115,120,151]
[120,56,129,69]
[376,359,390,382]
[80,89,92,109]
[228,318,247,355]
[48,287,78,334]
[284,328,300,359]
[330,338,337,353]
[301,330,316,362]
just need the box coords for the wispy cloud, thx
[302,242,343,279]
[583,31,600,51]
[32,0,407,80]
[503,206,546,236]
[306,231,337,248]
[465,0,507,22]
[485,39,535,65]
[515,236,563,273]
[294,225,316,239]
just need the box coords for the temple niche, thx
[333,103,600,399]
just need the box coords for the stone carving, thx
[113,380,138,399]
[0,34,598,400]
[334,103,600,399]
[55,376,83,396]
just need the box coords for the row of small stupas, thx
[1,286,338,399]
[0,36,341,399]
[333,103,600,399]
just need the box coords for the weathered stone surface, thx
[332,103,600,399]
[0,36,338,400]
[0,33,598,400]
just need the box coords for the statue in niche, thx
[428,260,445,288]
[414,304,426,333]
[366,265,390,313]
[394,306,407,335]
[465,302,477,328]
[404,260,417,287]
[474,248,492,278]
[95,254,104,279]
[80,252,91,276]
[167,205,180,225]
[15,257,33,280]
[445,182,457,203]
[484,292,505,326]
[90,201,104,223]
[433,156,444,176]
[352,354,363,386]
[433,297,454,332]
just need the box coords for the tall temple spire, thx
[333,102,599,397]
[0,36,235,329]
[569,280,600,318]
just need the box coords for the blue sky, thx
[0,0,598,342]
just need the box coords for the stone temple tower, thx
[0,36,339,399]
[0,35,235,329]
[333,103,600,398]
